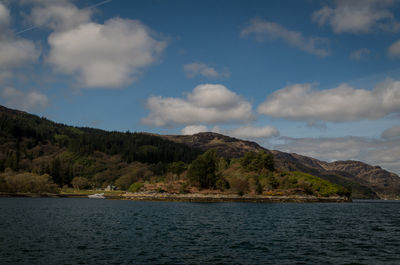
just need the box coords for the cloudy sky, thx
[0,0,399,174]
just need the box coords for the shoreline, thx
[0,192,352,203]
[121,193,352,203]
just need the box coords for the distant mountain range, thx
[163,132,400,199]
[1,105,399,199]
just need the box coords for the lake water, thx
[0,198,400,264]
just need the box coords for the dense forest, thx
[0,105,350,198]
[0,105,202,186]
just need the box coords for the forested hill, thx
[0,105,202,186]
[0,105,351,199]
[164,132,400,199]
[1,105,398,199]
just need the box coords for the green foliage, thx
[187,149,218,189]
[217,157,229,172]
[0,105,352,198]
[0,170,59,193]
[71,177,89,190]
[266,174,279,190]
[221,155,349,197]
[54,134,70,146]
[248,177,263,194]
[167,161,187,176]
[240,151,274,172]
[0,105,203,188]
[128,182,144,193]
[284,171,351,197]
[115,164,153,190]
[150,161,166,176]
[215,177,230,191]
[179,182,189,194]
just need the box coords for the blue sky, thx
[0,0,400,174]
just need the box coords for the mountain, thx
[163,132,400,199]
[1,105,399,199]
[162,132,265,158]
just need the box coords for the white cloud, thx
[275,136,400,175]
[258,79,400,122]
[183,62,230,79]
[26,0,92,31]
[181,125,209,135]
[312,0,400,34]
[388,40,400,58]
[227,125,279,140]
[382,126,400,139]
[350,48,370,60]
[0,3,41,71]
[142,84,254,126]
[0,87,48,111]
[241,18,330,57]
[0,2,10,28]
[47,18,167,88]
[0,38,40,69]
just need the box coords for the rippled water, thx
[1,198,400,264]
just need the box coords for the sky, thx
[0,0,399,174]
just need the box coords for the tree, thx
[167,161,187,176]
[51,158,61,184]
[240,151,274,172]
[71,177,89,190]
[230,178,249,196]
[218,157,228,172]
[0,171,58,193]
[187,149,218,189]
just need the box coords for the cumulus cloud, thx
[257,79,400,122]
[275,136,400,175]
[0,2,40,74]
[1,87,48,111]
[181,125,209,135]
[241,18,330,57]
[25,0,92,31]
[382,126,400,139]
[350,48,370,60]
[0,2,10,28]
[183,62,230,79]
[47,18,167,88]
[227,125,279,140]
[142,84,254,127]
[0,38,40,69]
[388,40,400,58]
[312,0,400,34]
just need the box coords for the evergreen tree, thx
[187,149,218,189]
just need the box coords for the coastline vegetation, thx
[0,106,350,198]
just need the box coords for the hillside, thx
[1,105,397,199]
[0,105,202,187]
[0,105,351,199]
[164,132,400,199]
[162,132,266,158]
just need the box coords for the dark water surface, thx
[1,198,400,264]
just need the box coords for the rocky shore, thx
[121,192,352,203]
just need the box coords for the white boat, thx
[88,193,105,199]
